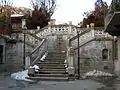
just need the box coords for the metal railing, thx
[30,39,47,65]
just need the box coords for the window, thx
[102,49,109,60]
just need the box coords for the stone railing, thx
[70,29,112,49]
[30,39,47,65]
[36,25,84,38]
[18,30,42,48]
[94,30,111,38]
[70,30,95,49]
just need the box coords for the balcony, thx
[104,1,120,36]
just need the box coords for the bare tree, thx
[31,0,56,17]
[0,0,13,6]
[0,0,13,21]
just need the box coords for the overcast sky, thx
[13,0,112,25]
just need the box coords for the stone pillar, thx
[115,37,120,76]
[91,29,95,37]
[25,50,30,69]
[25,56,30,69]
[67,46,75,75]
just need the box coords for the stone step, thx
[39,70,66,74]
[45,57,65,60]
[48,50,66,55]
[34,74,68,77]
[39,68,66,71]
[27,77,68,81]
[45,59,65,62]
[39,66,66,69]
[48,53,66,56]
[46,56,66,59]
[38,62,65,64]
[40,60,65,63]
[39,64,65,67]
[44,60,65,63]
[48,51,66,54]
[45,57,65,61]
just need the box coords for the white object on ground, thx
[40,52,48,61]
[64,59,68,68]
[84,69,114,77]
[30,65,40,72]
[11,70,32,81]
[33,65,40,70]
[11,65,40,81]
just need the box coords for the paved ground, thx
[0,73,120,90]
[0,73,105,90]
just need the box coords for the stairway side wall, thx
[72,40,113,76]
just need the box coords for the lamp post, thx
[76,26,80,79]
[23,26,27,66]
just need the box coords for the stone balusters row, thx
[70,29,112,49]
[70,30,95,49]
[36,25,78,38]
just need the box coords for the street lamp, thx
[76,25,80,79]
[22,25,27,66]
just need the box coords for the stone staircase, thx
[28,34,69,81]
[28,51,69,81]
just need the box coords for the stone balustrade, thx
[70,29,112,49]
[93,29,111,37]
[36,25,78,38]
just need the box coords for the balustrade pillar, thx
[91,29,95,37]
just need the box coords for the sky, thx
[13,0,112,25]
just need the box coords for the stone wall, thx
[73,40,114,76]
[0,38,24,73]
[5,42,23,72]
